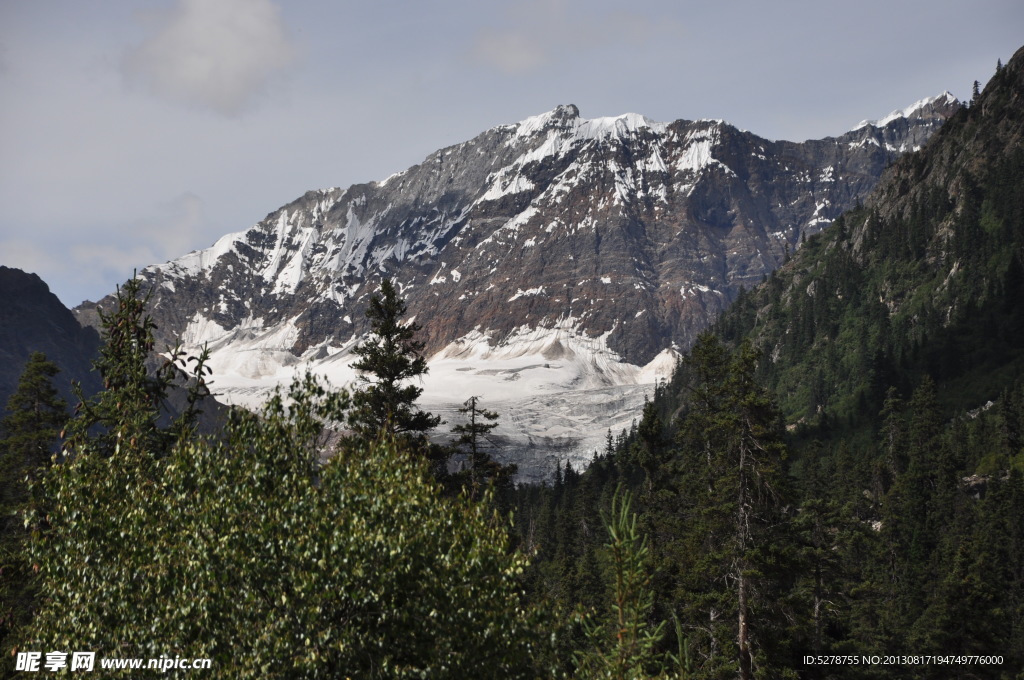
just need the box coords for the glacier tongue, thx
[422,336,676,483]
[190,316,676,482]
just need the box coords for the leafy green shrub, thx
[26,374,542,678]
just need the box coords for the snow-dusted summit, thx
[854,91,959,131]
[77,97,960,480]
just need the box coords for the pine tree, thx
[1,353,67,476]
[724,341,793,679]
[635,398,666,490]
[1,353,67,658]
[666,335,794,678]
[574,488,669,678]
[61,276,210,459]
[881,377,944,632]
[348,278,440,443]
[450,396,515,501]
[790,493,875,664]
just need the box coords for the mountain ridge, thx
[0,266,101,411]
[707,47,1024,426]
[73,94,961,478]
[78,95,959,355]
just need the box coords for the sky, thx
[1,0,1022,308]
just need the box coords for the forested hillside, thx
[513,48,1024,678]
[4,43,1023,680]
[714,50,1024,427]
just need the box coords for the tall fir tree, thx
[1,352,67,477]
[663,335,794,679]
[0,353,67,658]
[61,276,210,459]
[348,278,440,444]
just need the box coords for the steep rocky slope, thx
[709,48,1024,426]
[0,267,101,410]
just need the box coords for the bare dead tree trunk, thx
[737,439,752,680]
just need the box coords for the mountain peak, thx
[853,91,960,131]
[512,105,671,144]
[552,103,580,119]
[513,104,580,136]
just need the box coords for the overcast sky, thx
[1,0,1021,308]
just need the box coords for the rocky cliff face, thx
[0,266,101,410]
[75,95,960,479]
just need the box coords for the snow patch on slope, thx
[675,125,734,177]
[480,173,535,202]
[155,230,243,279]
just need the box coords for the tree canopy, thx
[26,369,544,678]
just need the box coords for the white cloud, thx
[469,1,682,75]
[142,192,208,259]
[472,30,546,75]
[0,239,62,277]
[121,0,297,116]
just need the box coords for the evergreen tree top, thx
[348,278,439,442]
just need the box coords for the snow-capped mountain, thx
[76,95,959,480]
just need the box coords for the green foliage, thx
[61,276,211,459]
[711,75,1024,430]
[574,488,669,680]
[349,278,440,444]
[25,373,543,678]
[1,352,67,658]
